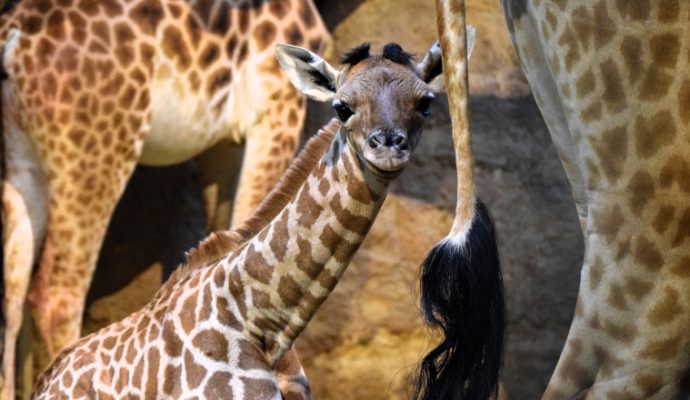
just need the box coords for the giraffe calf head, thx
[277,40,466,177]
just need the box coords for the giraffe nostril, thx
[368,131,386,149]
[391,132,408,150]
[368,131,408,150]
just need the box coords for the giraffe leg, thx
[196,139,245,231]
[26,144,141,362]
[0,91,49,400]
[24,108,147,367]
[230,89,305,226]
[1,185,44,400]
[543,190,690,399]
[274,346,311,400]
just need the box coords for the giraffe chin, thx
[364,158,406,179]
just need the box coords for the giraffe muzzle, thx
[364,129,411,173]
[367,129,409,151]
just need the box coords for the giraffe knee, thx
[27,277,83,354]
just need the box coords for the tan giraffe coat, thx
[30,38,447,399]
[0,0,328,396]
[502,0,690,398]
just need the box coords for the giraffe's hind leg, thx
[1,186,42,400]
[25,130,144,369]
[23,87,150,371]
[0,104,48,400]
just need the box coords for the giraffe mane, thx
[161,118,341,292]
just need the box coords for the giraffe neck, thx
[219,125,388,365]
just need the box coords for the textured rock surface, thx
[318,0,529,97]
[82,1,583,399]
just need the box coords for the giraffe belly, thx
[140,80,246,166]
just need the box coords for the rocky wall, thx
[82,1,583,399]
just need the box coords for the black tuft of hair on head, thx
[382,43,414,65]
[413,198,505,400]
[340,43,371,65]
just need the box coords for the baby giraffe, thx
[31,40,447,399]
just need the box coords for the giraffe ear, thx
[276,44,340,102]
[419,25,476,92]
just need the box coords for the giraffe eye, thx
[333,103,354,122]
[417,95,434,117]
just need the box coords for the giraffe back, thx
[0,0,329,165]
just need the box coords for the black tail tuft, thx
[414,199,505,400]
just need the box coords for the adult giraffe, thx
[0,0,328,397]
[503,1,690,398]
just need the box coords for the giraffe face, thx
[333,54,435,174]
[276,42,443,176]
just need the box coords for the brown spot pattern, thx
[607,283,627,311]
[627,171,655,213]
[205,372,234,398]
[632,235,663,271]
[184,350,207,389]
[192,329,229,362]
[670,257,690,278]
[647,286,682,326]
[129,0,164,35]
[634,111,676,158]
[253,20,277,51]
[639,335,684,361]
[162,26,191,71]
[600,59,626,113]
[590,125,628,183]
[624,276,653,301]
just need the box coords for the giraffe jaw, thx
[362,146,410,176]
[363,157,407,179]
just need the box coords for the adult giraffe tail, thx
[414,1,505,399]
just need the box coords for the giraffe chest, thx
[139,64,262,166]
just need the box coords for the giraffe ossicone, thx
[32,40,460,399]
